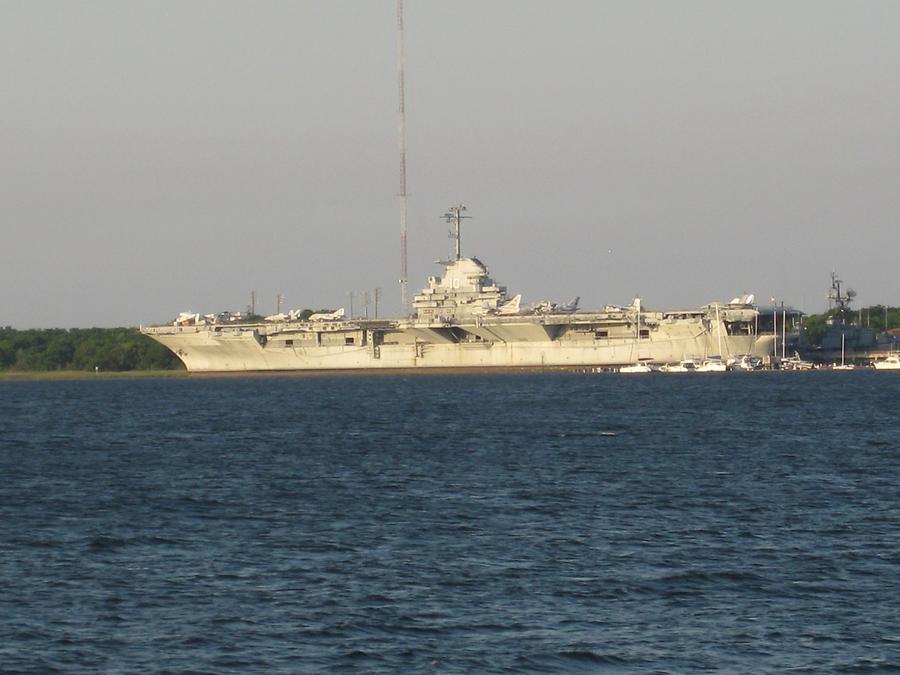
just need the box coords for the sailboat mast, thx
[782,306,786,359]
[715,302,723,356]
[773,304,778,359]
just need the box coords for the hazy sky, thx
[2,1,898,327]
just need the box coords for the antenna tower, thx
[397,0,409,308]
[444,204,470,260]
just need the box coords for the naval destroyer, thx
[142,207,772,373]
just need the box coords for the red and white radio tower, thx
[397,0,409,309]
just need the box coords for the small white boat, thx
[620,362,654,373]
[661,359,698,373]
[696,356,727,372]
[780,352,815,370]
[833,333,855,370]
[873,354,900,370]
[727,354,762,371]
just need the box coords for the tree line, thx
[0,327,182,372]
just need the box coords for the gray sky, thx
[2,0,898,328]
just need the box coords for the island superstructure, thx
[142,206,772,372]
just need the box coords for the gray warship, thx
[142,206,772,372]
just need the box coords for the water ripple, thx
[1,373,899,672]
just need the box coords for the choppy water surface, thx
[1,372,899,673]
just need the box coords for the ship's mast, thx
[444,204,470,260]
[827,270,856,325]
[827,271,842,311]
[397,0,409,308]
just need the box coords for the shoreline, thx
[3,365,889,381]
[0,370,188,381]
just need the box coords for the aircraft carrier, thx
[142,206,773,373]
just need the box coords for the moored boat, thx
[696,356,727,372]
[873,354,900,370]
[619,362,654,373]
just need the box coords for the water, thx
[1,372,899,673]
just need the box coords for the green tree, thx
[1,327,183,372]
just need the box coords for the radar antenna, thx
[827,270,854,325]
[444,204,471,260]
